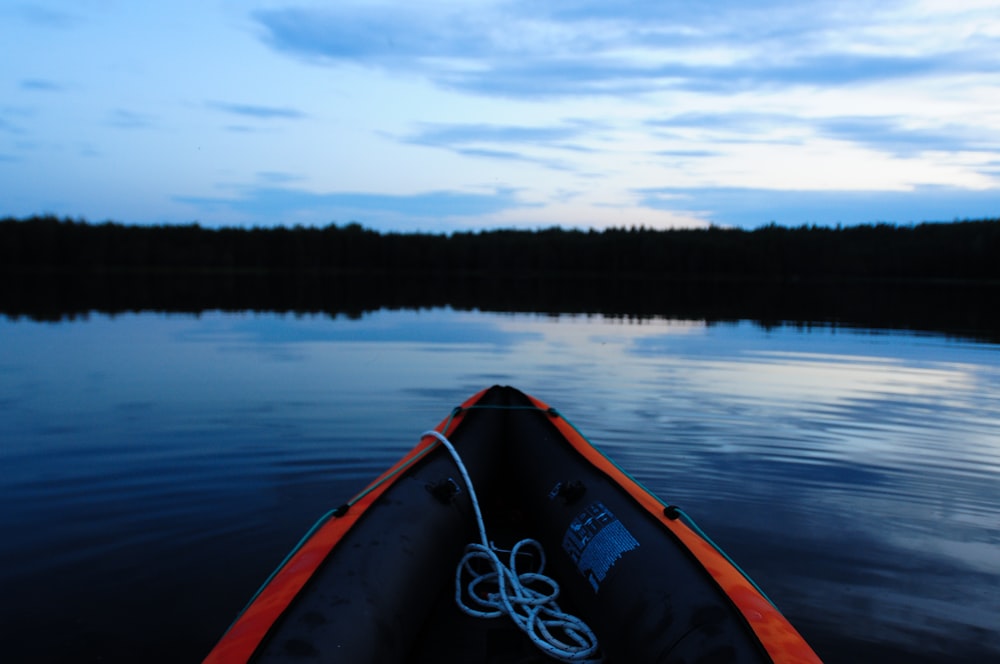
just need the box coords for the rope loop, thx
[455,540,600,661]
[422,430,602,663]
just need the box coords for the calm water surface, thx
[1,309,998,662]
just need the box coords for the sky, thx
[2,0,999,232]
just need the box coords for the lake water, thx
[1,308,998,662]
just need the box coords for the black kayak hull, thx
[206,386,820,663]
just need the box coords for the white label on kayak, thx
[562,501,639,593]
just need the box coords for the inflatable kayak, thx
[205,385,820,663]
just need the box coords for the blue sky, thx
[2,1,999,231]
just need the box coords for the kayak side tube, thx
[203,388,490,664]
[514,389,821,664]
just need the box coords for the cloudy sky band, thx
[2,0,997,230]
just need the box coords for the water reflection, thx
[0,310,998,662]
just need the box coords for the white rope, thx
[421,430,602,663]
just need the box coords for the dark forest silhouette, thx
[3,215,999,280]
[2,215,999,341]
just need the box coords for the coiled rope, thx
[421,430,602,663]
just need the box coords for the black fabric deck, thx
[250,386,771,663]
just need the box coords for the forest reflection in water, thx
[3,269,1000,344]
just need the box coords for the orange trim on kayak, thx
[202,388,488,664]
[523,392,822,664]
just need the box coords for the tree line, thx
[2,214,999,281]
